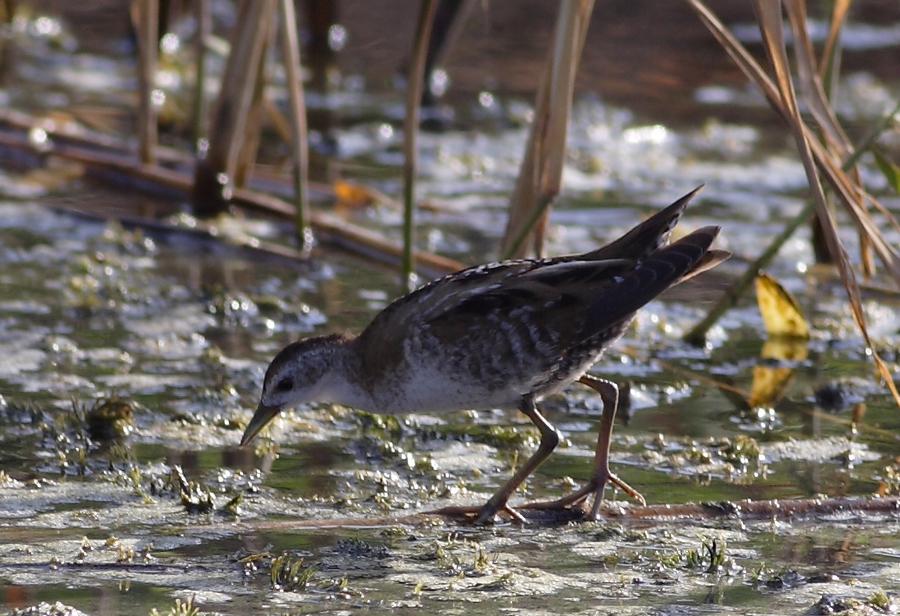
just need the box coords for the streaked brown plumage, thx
[241,186,729,523]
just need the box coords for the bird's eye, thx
[274,378,293,393]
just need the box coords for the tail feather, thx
[666,225,730,283]
[580,185,704,261]
[580,225,728,336]
[681,248,731,282]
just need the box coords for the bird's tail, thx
[581,225,730,335]
[579,185,704,262]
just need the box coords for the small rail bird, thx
[241,187,729,523]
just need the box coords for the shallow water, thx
[2,3,900,616]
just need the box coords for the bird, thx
[240,186,729,524]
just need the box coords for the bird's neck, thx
[316,335,376,411]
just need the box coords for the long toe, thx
[520,481,595,512]
[586,472,645,520]
[474,501,527,525]
[608,473,645,505]
[473,509,496,525]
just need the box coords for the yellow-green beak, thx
[240,402,281,446]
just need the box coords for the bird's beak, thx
[240,402,281,446]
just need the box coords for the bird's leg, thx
[579,375,645,518]
[523,376,644,520]
[474,395,562,524]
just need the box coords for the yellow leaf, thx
[755,273,809,338]
[333,180,394,209]
[748,338,808,409]
[759,337,809,363]
[749,364,795,409]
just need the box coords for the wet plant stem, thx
[683,199,814,346]
[278,0,312,253]
[684,101,900,345]
[402,0,439,292]
[191,0,210,148]
[135,0,159,164]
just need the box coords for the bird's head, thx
[240,334,349,445]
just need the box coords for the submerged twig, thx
[592,495,900,523]
[0,116,464,279]
[175,495,900,530]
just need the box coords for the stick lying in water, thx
[187,496,900,532]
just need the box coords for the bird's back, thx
[352,188,729,412]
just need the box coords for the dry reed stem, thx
[751,0,900,406]
[819,0,850,91]
[683,1,900,388]
[687,0,900,282]
[233,21,273,189]
[192,0,275,215]
[191,0,211,146]
[784,0,872,276]
[500,0,594,259]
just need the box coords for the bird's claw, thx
[474,502,526,525]
[521,471,645,521]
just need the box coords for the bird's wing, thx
[355,224,725,379]
[354,260,540,372]
[420,258,638,352]
[422,225,724,350]
[578,225,724,337]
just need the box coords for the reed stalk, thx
[135,0,159,165]
[500,0,594,260]
[682,106,896,345]
[685,0,900,406]
[277,0,312,253]
[401,0,439,291]
[191,0,210,148]
[191,0,276,216]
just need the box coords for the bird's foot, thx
[474,502,526,525]
[474,490,527,526]
[522,471,645,521]
[607,472,645,506]
[429,502,526,525]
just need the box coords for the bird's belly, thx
[367,363,528,414]
[366,351,603,415]
[361,322,620,415]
